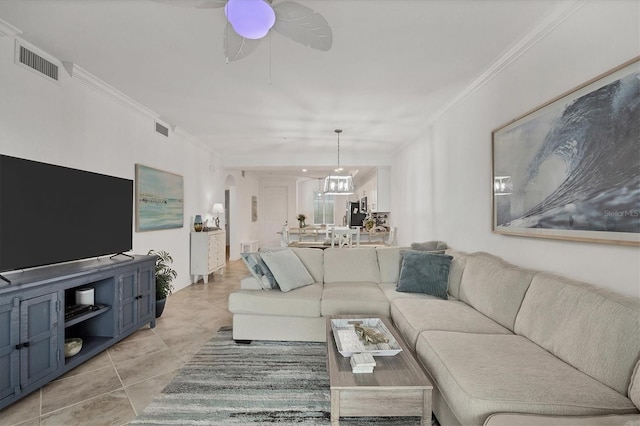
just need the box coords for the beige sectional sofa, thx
[228,247,640,426]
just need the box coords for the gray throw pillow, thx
[396,251,452,299]
[240,252,278,290]
[410,240,448,251]
[260,249,314,293]
[400,248,445,257]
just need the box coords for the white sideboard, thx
[190,230,226,283]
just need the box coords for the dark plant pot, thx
[156,298,167,318]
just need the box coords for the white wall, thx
[391,126,436,245]
[392,1,640,297]
[297,179,318,224]
[0,35,225,293]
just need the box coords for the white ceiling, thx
[0,0,562,179]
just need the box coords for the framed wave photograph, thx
[492,57,640,246]
[135,164,184,231]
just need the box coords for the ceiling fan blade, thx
[151,0,226,9]
[272,1,332,51]
[224,26,262,61]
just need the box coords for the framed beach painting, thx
[135,164,184,231]
[492,57,640,246]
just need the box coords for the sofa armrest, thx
[240,275,263,290]
[484,413,640,426]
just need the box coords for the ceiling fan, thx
[153,0,333,62]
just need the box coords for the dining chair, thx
[281,225,290,247]
[330,227,360,248]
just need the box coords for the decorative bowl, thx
[64,337,83,357]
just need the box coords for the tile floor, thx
[0,259,245,426]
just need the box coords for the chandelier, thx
[323,129,355,195]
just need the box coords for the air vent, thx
[155,122,169,137]
[18,45,58,81]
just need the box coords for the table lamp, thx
[212,203,224,230]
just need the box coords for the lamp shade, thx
[212,203,225,214]
[225,0,276,40]
[323,174,355,195]
[211,203,225,229]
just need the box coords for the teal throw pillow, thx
[397,251,452,299]
[240,252,278,290]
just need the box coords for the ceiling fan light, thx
[225,0,276,40]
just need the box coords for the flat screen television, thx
[0,155,133,273]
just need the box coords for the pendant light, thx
[323,129,355,195]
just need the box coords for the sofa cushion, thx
[459,252,535,331]
[391,298,512,348]
[376,247,401,284]
[261,249,315,292]
[321,282,389,316]
[416,331,638,426]
[515,272,640,396]
[379,283,441,303]
[444,248,468,300]
[291,247,324,283]
[323,248,380,284]
[228,283,323,318]
[397,251,452,299]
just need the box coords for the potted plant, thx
[297,213,306,228]
[364,217,375,231]
[148,249,177,318]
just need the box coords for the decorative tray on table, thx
[331,318,402,357]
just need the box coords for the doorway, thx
[262,185,288,248]
[225,189,230,260]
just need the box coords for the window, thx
[313,191,334,225]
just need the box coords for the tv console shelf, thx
[64,304,111,328]
[0,255,156,411]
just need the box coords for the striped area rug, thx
[132,327,429,425]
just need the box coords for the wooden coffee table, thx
[326,315,433,425]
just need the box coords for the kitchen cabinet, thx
[358,167,391,213]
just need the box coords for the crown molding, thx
[173,126,213,153]
[62,61,159,120]
[426,0,587,126]
[62,61,214,152]
[0,18,22,37]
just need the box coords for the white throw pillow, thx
[261,249,314,292]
